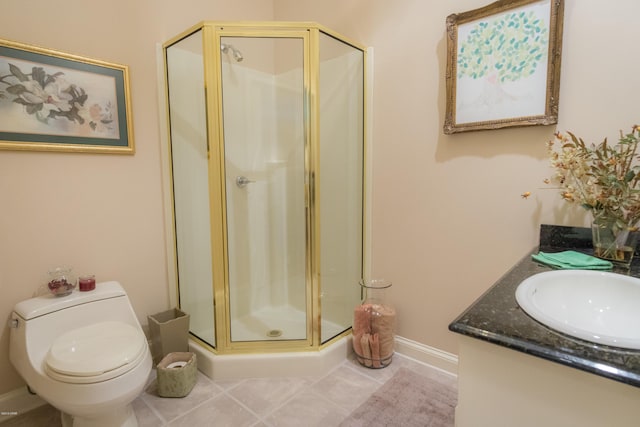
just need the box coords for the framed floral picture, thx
[0,38,134,153]
[444,0,564,134]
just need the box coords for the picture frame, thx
[0,38,134,153]
[444,0,564,134]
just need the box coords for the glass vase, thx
[352,279,395,368]
[591,216,639,267]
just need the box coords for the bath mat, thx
[339,367,456,427]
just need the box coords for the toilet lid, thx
[46,321,146,379]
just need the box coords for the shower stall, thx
[163,22,366,356]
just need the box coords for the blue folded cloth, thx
[532,250,613,270]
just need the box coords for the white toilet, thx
[9,281,152,427]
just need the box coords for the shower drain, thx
[266,329,283,338]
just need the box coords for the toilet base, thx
[60,404,137,427]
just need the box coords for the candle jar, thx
[352,279,396,368]
[47,266,76,297]
[79,274,96,292]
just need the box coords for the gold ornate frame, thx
[444,0,564,134]
[0,38,134,154]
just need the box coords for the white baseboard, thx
[0,387,45,423]
[395,335,458,375]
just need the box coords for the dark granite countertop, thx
[449,224,640,388]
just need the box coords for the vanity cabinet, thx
[456,336,640,427]
[450,225,640,426]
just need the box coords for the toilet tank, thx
[13,281,131,321]
[11,281,143,370]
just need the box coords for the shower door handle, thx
[236,176,255,188]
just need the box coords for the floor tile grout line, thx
[251,378,337,425]
[341,360,392,385]
[164,394,230,426]
[224,370,344,425]
[219,384,273,425]
[220,359,362,426]
[306,386,358,418]
[141,373,227,425]
[138,393,169,425]
[152,370,327,426]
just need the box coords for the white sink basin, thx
[516,270,640,350]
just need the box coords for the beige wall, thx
[1,0,638,396]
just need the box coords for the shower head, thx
[232,49,243,62]
[221,43,244,62]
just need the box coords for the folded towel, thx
[532,250,613,270]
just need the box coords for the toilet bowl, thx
[9,281,152,427]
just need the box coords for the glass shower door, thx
[166,30,216,347]
[220,36,308,342]
[318,32,364,343]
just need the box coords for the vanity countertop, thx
[449,224,640,388]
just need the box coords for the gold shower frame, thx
[163,22,368,355]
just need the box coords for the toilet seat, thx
[45,321,147,384]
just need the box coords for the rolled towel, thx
[353,304,372,336]
[361,333,372,367]
[352,333,365,364]
[371,304,396,362]
[353,304,373,365]
[369,333,381,368]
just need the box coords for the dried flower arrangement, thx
[546,125,640,230]
[543,125,640,263]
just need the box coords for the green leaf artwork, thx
[457,9,549,83]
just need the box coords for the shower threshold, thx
[189,333,352,380]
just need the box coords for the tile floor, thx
[3,354,457,427]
